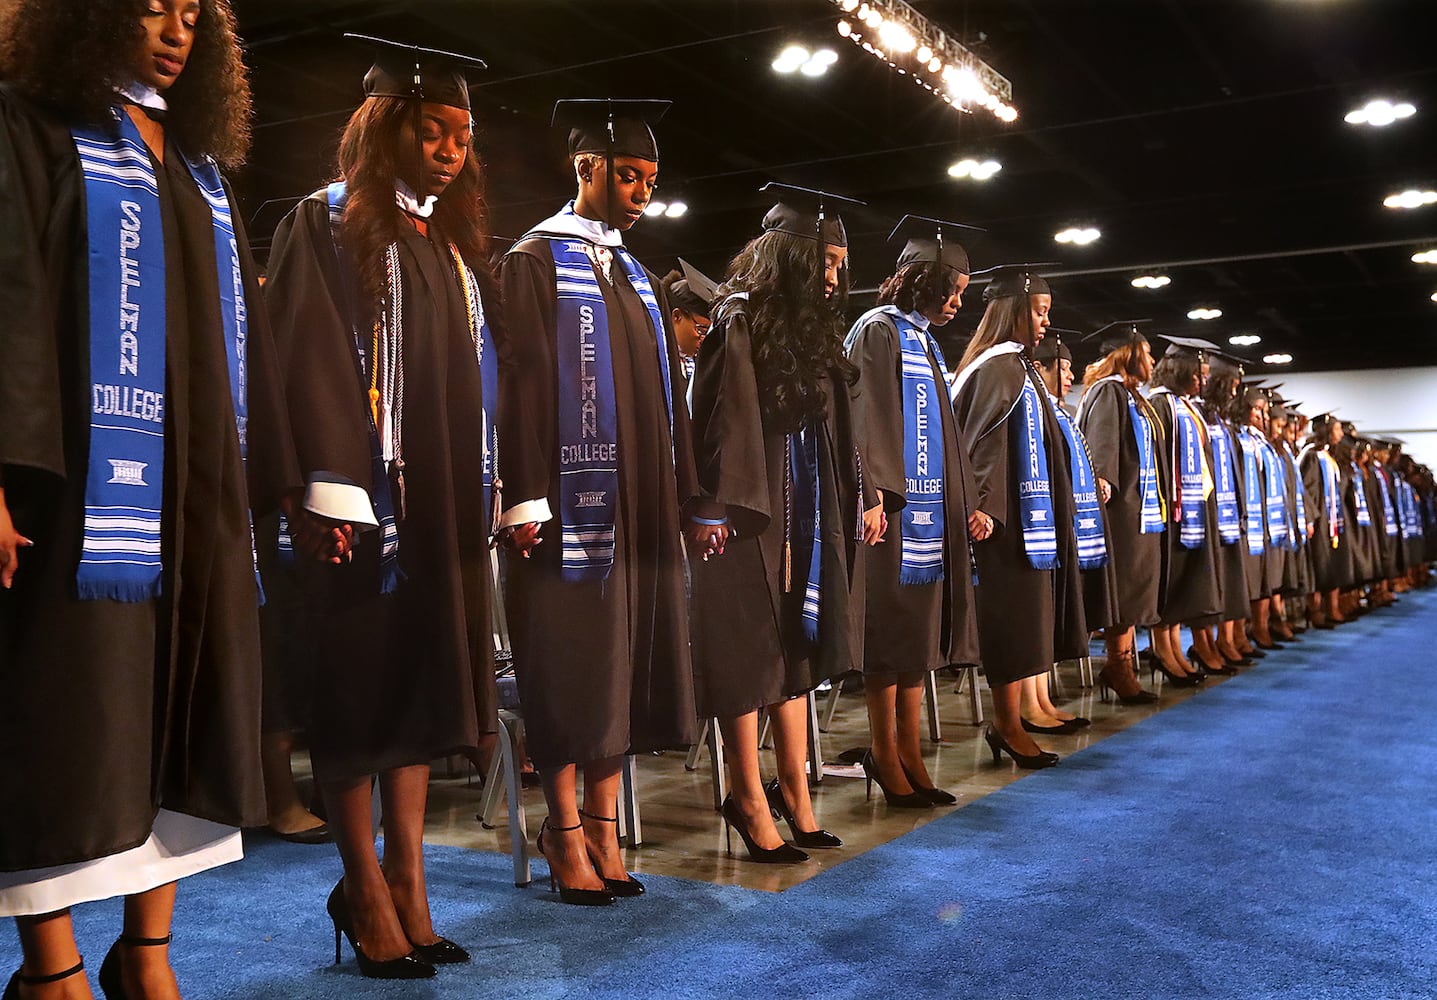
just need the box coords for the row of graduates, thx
[1,8,1433,996]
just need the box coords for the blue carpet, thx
[6,594,1437,999]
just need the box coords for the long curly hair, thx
[718,230,855,433]
[335,96,496,329]
[876,261,957,315]
[0,0,251,168]
[1150,353,1203,396]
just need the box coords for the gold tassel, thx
[784,540,792,593]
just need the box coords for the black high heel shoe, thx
[535,820,616,906]
[897,761,958,805]
[720,796,809,864]
[99,935,178,998]
[1253,639,1285,651]
[984,726,1059,769]
[409,937,470,965]
[578,809,646,896]
[1021,717,1082,734]
[762,778,842,847]
[860,751,932,808]
[5,962,85,1000]
[1097,676,1160,705]
[1187,646,1236,675]
[326,881,436,979]
[1150,659,1204,687]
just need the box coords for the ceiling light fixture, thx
[772,45,837,76]
[1229,334,1262,347]
[1345,99,1416,127]
[1187,307,1223,320]
[827,0,1016,122]
[1054,227,1100,245]
[644,200,668,216]
[663,201,688,218]
[947,158,1002,181]
[1263,353,1293,365]
[1412,249,1437,264]
[1131,274,1171,289]
[1383,189,1437,210]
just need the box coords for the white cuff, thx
[303,474,380,531]
[499,497,553,529]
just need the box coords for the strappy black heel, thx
[4,961,85,1000]
[578,809,645,897]
[536,819,616,906]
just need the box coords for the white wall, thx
[1266,366,1437,462]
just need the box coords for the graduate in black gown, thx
[689,186,883,858]
[1262,396,1304,639]
[659,258,718,387]
[1146,338,1221,686]
[497,100,698,903]
[1075,324,1163,703]
[1299,414,1353,628]
[0,1,298,995]
[263,41,498,975]
[1368,438,1402,604]
[843,216,982,807]
[1233,386,1283,651]
[950,267,1088,769]
[1339,426,1381,616]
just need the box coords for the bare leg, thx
[862,673,914,795]
[1152,624,1199,677]
[537,765,605,891]
[323,777,412,962]
[1251,599,1273,644]
[1232,619,1257,655]
[893,672,936,789]
[114,884,179,1000]
[717,711,785,850]
[1190,625,1225,670]
[1326,589,1345,622]
[1032,670,1075,722]
[579,757,627,882]
[262,730,325,836]
[378,765,439,948]
[770,696,819,833]
[991,679,1046,757]
[12,911,91,1000]
[1019,675,1064,727]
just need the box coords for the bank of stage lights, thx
[830,0,1017,123]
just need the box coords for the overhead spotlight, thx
[927,56,943,73]
[1055,227,1100,245]
[644,200,668,216]
[947,158,1001,181]
[1131,274,1171,289]
[1412,249,1437,264]
[916,45,932,62]
[772,45,810,73]
[1187,307,1223,320]
[837,20,852,37]
[1383,189,1437,209]
[838,0,858,10]
[1263,353,1293,365]
[1229,334,1262,347]
[878,21,916,52]
[1432,291,1437,303]
[664,201,688,218]
[1345,99,1417,127]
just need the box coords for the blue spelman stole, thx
[325,183,401,592]
[1050,399,1107,569]
[846,306,946,585]
[791,428,823,642]
[72,112,167,601]
[1305,447,1344,548]
[1374,463,1399,537]
[1259,439,1289,549]
[1237,427,1266,555]
[1127,392,1165,533]
[1015,374,1059,570]
[1208,419,1242,545]
[1349,463,1373,527]
[446,245,500,535]
[1287,452,1307,551]
[1159,392,1207,550]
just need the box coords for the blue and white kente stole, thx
[1237,427,1266,555]
[1374,463,1399,537]
[447,245,500,534]
[73,112,167,600]
[1313,448,1343,547]
[1128,392,1165,534]
[791,428,823,642]
[1050,398,1107,569]
[1260,439,1289,549]
[1350,463,1373,527]
[1162,394,1208,549]
[1016,374,1059,570]
[1287,452,1307,550]
[1208,419,1242,545]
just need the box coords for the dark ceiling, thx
[234,0,1437,372]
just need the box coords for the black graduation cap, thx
[1087,319,1152,356]
[347,33,487,111]
[976,263,1059,302]
[667,258,719,317]
[1206,349,1247,378]
[1155,334,1221,359]
[552,99,670,161]
[888,214,984,275]
[759,182,866,246]
[1032,333,1074,365]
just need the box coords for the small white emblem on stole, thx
[1030,510,1047,523]
[576,491,608,508]
[911,511,935,526]
[107,459,149,486]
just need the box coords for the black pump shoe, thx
[5,962,85,1000]
[860,751,933,808]
[720,796,809,864]
[763,779,843,847]
[1151,660,1205,687]
[326,881,437,979]
[410,938,470,965]
[897,760,958,805]
[1097,677,1160,705]
[984,726,1059,769]
[579,809,646,896]
[1187,647,1237,675]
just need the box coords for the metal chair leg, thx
[965,666,984,724]
[820,675,846,732]
[485,713,530,887]
[708,719,727,811]
[685,720,709,771]
[807,691,823,785]
[925,670,942,743]
[618,755,641,848]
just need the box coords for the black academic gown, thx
[0,90,298,871]
[1369,462,1400,580]
[1150,391,1222,626]
[1076,377,1164,629]
[498,236,697,767]
[1207,413,1252,618]
[1277,444,1310,596]
[846,313,980,674]
[1344,463,1378,584]
[1301,445,1353,592]
[1233,426,1270,602]
[689,297,875,717]
[952,349,1087,686]
[264,193,495,783]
